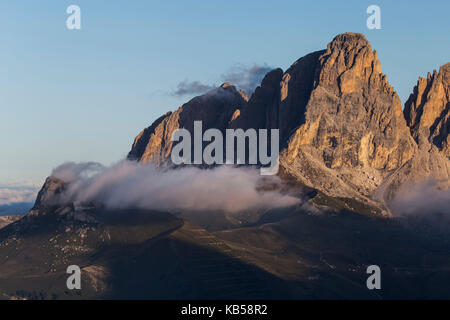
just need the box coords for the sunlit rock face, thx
[279,33,417,208]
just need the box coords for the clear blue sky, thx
[1,0,449,186]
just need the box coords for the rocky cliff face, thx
[404,63,450,158]
[126,32,449,214]
[128,83,248,164]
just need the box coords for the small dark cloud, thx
[172,64,274,97]
[172,80,215,97]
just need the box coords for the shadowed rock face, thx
[127,83,248,165]
[27,177,67,216]
[404,63,450,158]
[230,68,283,131]
[126,32,449,213]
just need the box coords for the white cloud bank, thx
[50,161,301,213]
[390,179,450,233]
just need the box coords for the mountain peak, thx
[128,80,248,164]
[439,62,450,84]
[328,32,370,50]
[316,32,383,96]
[279,32,418,207]
[127,32,449,210]
[219,82,249,101]
[404,62,450,157]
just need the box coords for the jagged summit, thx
[219,82,250,101]
[123,32,450,214]
[220,82,233,89]
[3,32,450,300]
[327,32,370,48]
[318,32,386,95]
[404,63,450,158]
[29,177,66,213]
[125,32,449,213]
[278,33,418,210]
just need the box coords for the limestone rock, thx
[280,33,417,208]
[128,32,450,214]
[404,63,450,158]
[230,68,283,132]
[128,83,248,164]
[0,215,23,229]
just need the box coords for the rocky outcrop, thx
[128,83,248,164]
[230,68,283,131]
[230,50,324,148]
[404,63,450,158]
[376,62,450,203]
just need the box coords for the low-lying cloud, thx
[0,184,40,205]
[50,161,300,213]
[172,64,273,97]
[221,64,273,94]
